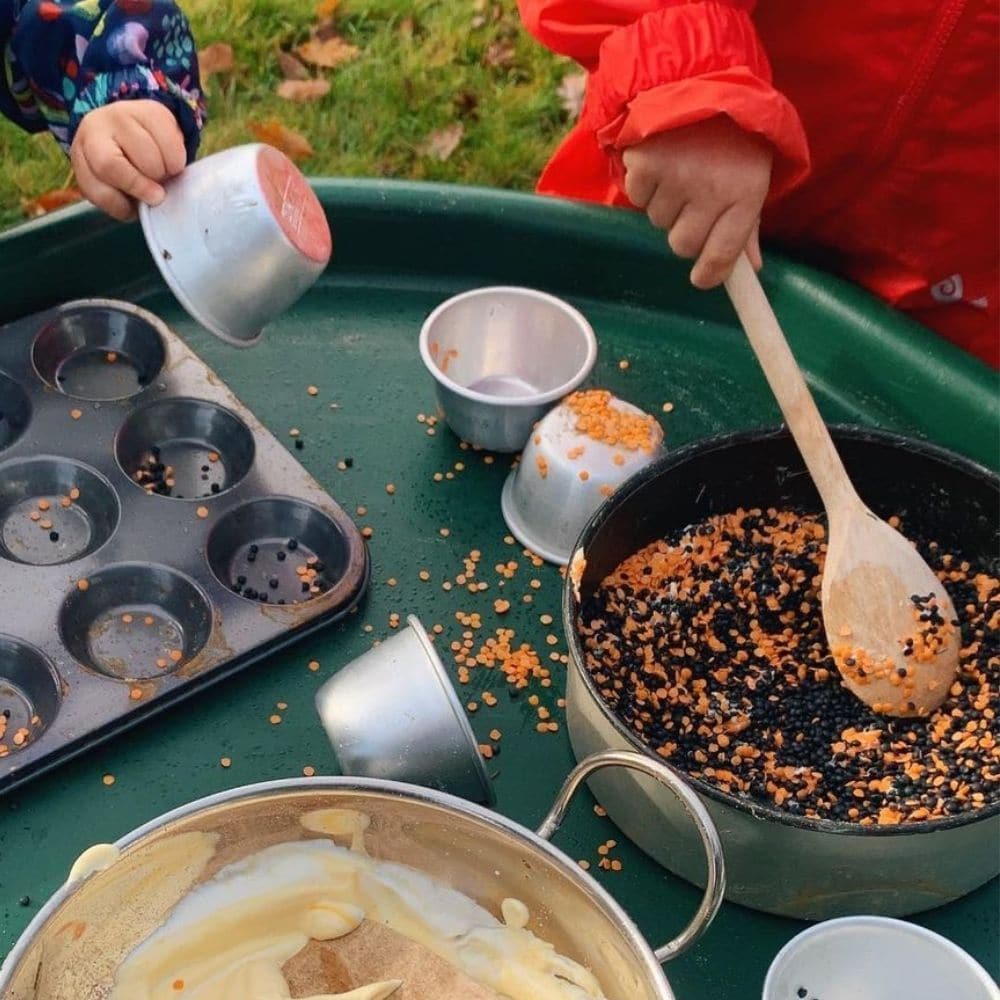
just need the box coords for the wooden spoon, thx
[723,253,959,717]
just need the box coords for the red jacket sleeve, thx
[518,0,810,199]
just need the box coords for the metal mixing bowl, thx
[564,426,1000,919]
[0,751,724,1000]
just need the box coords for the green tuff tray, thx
[0,181,997,998]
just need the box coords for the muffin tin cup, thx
[59,564,213,681]
[115,398,256,501]
[0,636,61,756]
[0,456,120,566]
[0,299,368,795]
[32,301,167,401]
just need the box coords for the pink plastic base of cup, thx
[255,146,332,265]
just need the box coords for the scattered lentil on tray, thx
[577,507,999,825]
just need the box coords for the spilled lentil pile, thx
[577,508,999,825]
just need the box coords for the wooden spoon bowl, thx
[724,254,960,716]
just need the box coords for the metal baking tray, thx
[0,298,369,794]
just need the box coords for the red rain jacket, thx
[519,0,999,368]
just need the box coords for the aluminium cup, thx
[315,614,495,805]
[419,286,597,452]
[139,143,332,347]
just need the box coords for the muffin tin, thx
[0,299,369,794]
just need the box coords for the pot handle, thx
[535,749,725,963]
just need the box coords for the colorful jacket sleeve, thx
[1,0,204,162]
[518,0,810,199]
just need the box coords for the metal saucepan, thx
[564,426,999,919]
[0,751,724,1000]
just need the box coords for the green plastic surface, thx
[0,181,997,999]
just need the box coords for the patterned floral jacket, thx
[0,0,204,162]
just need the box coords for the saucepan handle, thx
[536,749,725,963]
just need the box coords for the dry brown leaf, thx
[314,0,339,17]
[483,39,516,68]
[453,90,479,120]
[277,49,310,80]
[399,15,414,38]
[249,120,315,161]
[276,79,331,103]
[199,42,234,77]
[21,186,82,218]
[470,15,486,28]
[296,33,359,69]
[556,71,586,121]
[418,123,464,162]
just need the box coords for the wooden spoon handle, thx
[724,253,857,514]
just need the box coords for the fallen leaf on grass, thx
[276,78,331,102]
[277,49,310,80]
[453,90,479,120]
[417,123,464,161]
[483,39,516,68]
[21,187,82,218]
[557,71,586,121]
[315,0,339,17]
[296,32,359,69]
[199,41,233,76]
[399,15,414,38]
[249,120,314,161]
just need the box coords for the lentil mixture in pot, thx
[577,508,999,825]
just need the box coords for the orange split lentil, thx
[579,507,999,824]
[564,390,662,452]
[70,408,82,420]
[102,774,115,786]
[196,506,209,519]
[220,757,232,768]
[308,660,320,672]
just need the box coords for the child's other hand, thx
[623,117,773,289]
[70,100,186,221]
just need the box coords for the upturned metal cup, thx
[419,286,597,452]
[502,393,665,565]
[139,143,332,347]
[763,917,1000,1000]
[315,614,495,805]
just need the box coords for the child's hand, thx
[623,116,773,289]
[70,100,186,221]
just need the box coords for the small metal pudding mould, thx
[315,614,495,805]
[419,286,597,452]
[763,916,1000,1000]
[140,143,332,347]
[0,752,725,1000]
[502,392,665,565]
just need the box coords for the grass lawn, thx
[0,0,574,229]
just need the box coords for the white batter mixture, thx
[108,808,608,1000]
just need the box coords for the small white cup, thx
[763,916,999,1000]
[140,143,332,347]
